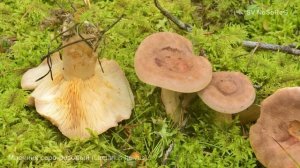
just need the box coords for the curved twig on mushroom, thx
[250,87,300,168]
[21,52,62,90]
[22,35,134,139]
[135,32,212,125]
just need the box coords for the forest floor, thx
[0,0,299,167]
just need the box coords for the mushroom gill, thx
[22,35,134,139]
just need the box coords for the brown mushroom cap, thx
[198,71,256,114]
[135,32,212,93]
[250,87,300,168]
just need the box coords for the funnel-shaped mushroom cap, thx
[250,87,300,168]
[21,52,62,90]
[135,32,212,93]
[198,72,256,114]
[21,35,134,139]
[31,59,134,139]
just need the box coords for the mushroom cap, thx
[198,71,256,114]
[21,52,62,90]
[250,87,300,168]
[134,32,212,93]
[31,59,134,139]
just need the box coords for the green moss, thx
[0,0,299,167]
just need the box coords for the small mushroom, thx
[250,87,300,168]
[134,32,212,124]
[135,32,212,93]
[197,71,256,122]
[22,35,134,139]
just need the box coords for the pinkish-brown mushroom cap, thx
[198,71,256,114]
[134,32,212,93]
[250,87,300,168]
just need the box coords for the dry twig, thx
[154,0,192,32]
[242,41,300,55]
[162,142,174,165]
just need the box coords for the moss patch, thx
[0,0,299,167]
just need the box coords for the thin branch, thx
[242,41,300,55]
[40,37,96,61]
[162,142,174,165]
[52,23,78,41]
[35,70,50,82]
[102,14,124,33]
[36,45,54,82]
[93,14,124,52]
[271,136,300,167]
[154,0,192,32]
[246,42,259,69]
[76,23,94,49]
[98,58,104,73]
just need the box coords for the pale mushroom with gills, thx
[197,72,256,122]
[21,52,62,106]
[134,32,212,125]
[21,35,134,139]
[250,87,300,168]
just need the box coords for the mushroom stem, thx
[214,112,232,124]
[236,104,260,124]
[62,36,97,80]
[182,93,197,109]
[161,88,185,125]
[161,90,197,126]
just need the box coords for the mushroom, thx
[197,71,256,122]
[21,35,134,139]
[21,52,62,90]
[135,32,212,124]
[250,87,300,168]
